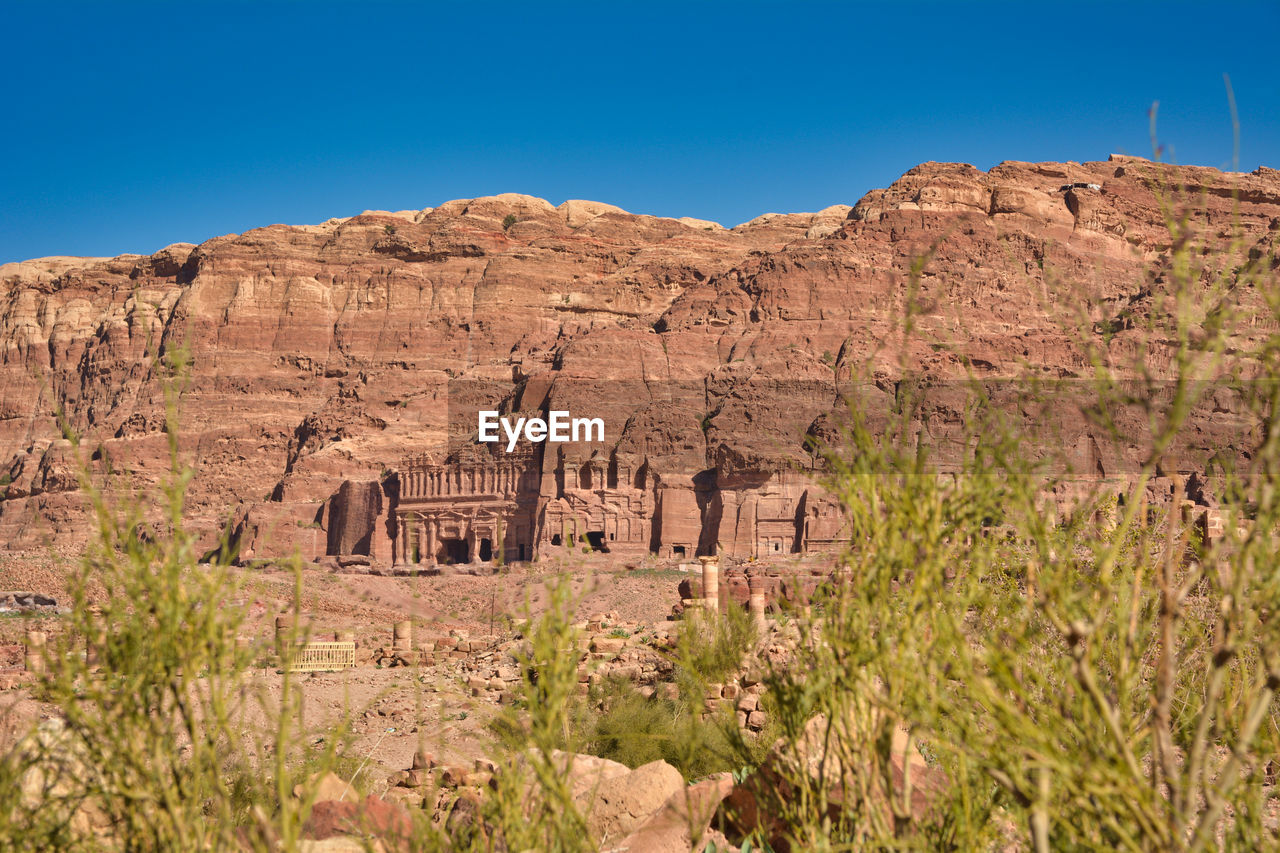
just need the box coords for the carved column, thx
[426,517,438,567]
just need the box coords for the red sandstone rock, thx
[303,794,413,847]
[1,159,1276,563]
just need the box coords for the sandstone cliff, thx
[1,159,1276,562]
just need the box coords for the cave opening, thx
[478,538,493,562]
[586,531,608,552]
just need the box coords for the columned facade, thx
[394,450,539,567]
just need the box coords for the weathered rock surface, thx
[1,158,1276,559]
[302,794,413,848]
[295,770,358,804]
[608,772,736,853]
[579,758,685,845]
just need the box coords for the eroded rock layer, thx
[2,159,1277,563]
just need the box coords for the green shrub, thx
[575,676,743,780]
[674,600,756,689]
[483,577,594,851]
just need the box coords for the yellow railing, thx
[288,641,356,672]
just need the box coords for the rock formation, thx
[1,160,1276,564]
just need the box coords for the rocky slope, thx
[1,158,1277,557]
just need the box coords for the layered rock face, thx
[1,159,1276,563]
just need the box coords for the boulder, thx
[608,772,735,853]
[579,759,685,845]
[295,771,357,804]
[303,794,413,847]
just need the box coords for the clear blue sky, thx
[3,1,1277,264]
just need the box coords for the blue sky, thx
[3,0,1277,263]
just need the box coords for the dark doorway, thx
[673,545,686,557]
[478,538,493,562]
[579,464,593,490]
[551,534,562,546]
[441,538,469,564]
[517,544,526,561]
[586,531,608,552]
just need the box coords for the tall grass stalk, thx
[741,165,1280,851]
[0,348,342,851]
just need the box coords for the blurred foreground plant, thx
[740,167,1280,851]
[0,348,342,851]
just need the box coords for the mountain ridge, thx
[1,155,1276,561]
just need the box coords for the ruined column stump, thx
[24,630,47,674]
[699,555,720,616]
[274,615,293,658]
[748,576,768,629]
[85,605,105,669]
[393,620,413,652]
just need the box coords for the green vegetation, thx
[0,348,345,851]
[672,598,757,690]
[502,213,517,231]
[733,168,1280,850]
[484,577,594,850]
[576,676,740,780]
[494,590,761,784]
